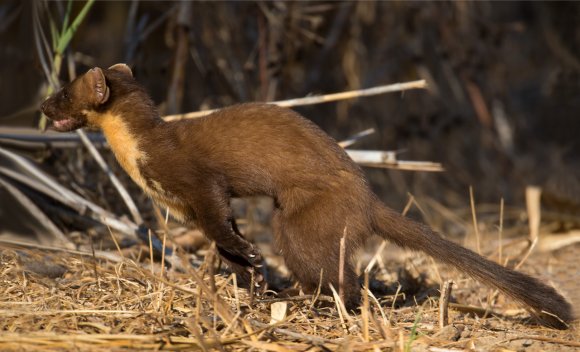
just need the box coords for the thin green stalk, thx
[404,310,422,352]
[39,0,95,130]
[56,0,95,55]
[60,0,73,38]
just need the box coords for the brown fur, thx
[41,64,574,328]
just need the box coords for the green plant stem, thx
[404,310,422,352]
[40,0,95,130]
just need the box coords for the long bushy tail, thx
[372,203,574,328]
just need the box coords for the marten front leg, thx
[190,184,264,288]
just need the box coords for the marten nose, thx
[40,100,47,113]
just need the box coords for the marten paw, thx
[224,260,265,292]
[229,241,264,269]
[244,244,264,268]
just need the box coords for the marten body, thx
[41,64,573,328]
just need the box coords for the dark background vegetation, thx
[2,1,580,216]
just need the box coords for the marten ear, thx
[108,63,133,77]
[86,67,110,105]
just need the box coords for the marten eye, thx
[62,90,69,99]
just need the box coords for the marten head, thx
[41,63,134,132]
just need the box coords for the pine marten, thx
[41,64,573,328]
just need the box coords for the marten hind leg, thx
[272,209,361,310]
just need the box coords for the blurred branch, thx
[0,146,138,238]
[345,150,444,172]
[338,128,375,148]
[164,79,428,121]
[166,1,191,114]
[0,175,72,248]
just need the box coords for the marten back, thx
[41,64,574,329]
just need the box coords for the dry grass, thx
[1,222,578,351]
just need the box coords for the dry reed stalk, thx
[329,284,350,335]
[514,186,541,270]
[469,186,481,255]
[164,80,428,121]
[338,227,347,304]
[88,234,100,290]
[362,270,370,342]
[338,128,375,148]
[309,269,325,310]
[147,229,154,275]
[498,197,504,264]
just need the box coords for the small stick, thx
[164,79,428,121]
[506,335,580,348]
[498,198,504,264]
[362,270,370,342]
[439,280,454,328]
[148,229,154,276]
[469,186,481,254]
[338,128,375,148]
[514,186,541,270]
[329,284,350,334]
[248,320,331,345]
[311,269,324,308]
[88,233,100,290]
[389,284,402,323]
[160,231,167,278]
[249,270,255,307]
[259,294,334,304]
[338,227,347,304]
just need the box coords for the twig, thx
[362,270,370,342]
[248,320,332,345]
[257,294,332,304]
[469,186,481,254]
[498,197,504,264]
[345,150,444,172]
[164,79,428,121]
[338,128,375,148]
[0,238,124,263]
[88,233,100,289]
[438,280,454,328]
[32,2,55,88]
[338,227,347,304]
[514,186,541,270]
[329,284,351,334]
[506,335,580,348]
